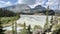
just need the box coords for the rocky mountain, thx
[30,5,55,15]
[30,5,46,13]
[4,4,46,13]
[32,5,46,11]
[4,4,31,13]
[3,4,56,15]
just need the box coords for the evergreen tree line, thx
[0,8,16,17]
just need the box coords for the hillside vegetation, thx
[0,8,16,17]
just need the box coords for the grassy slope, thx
[1,17,19,27]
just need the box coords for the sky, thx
[0,0,60,10]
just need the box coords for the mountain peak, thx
[35,5,42,8]
[32,5,46,11]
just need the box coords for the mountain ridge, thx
[2,4,59,15]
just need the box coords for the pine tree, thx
[34,25,42,31]
[49,16,53,32]
[15,22,17,34]
[44,6,49,30]
[12,21,15,34]
[24,22,26,29]
[27,25,32,34]
[53,12,58,24]
[0,18,5,34]
[52,24,60,34]
[20,22,27,34]
[12,14,20,34]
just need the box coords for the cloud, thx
[17,0,22,4]
[0,0,59,10]
[29,1,45,8]
[17,0,46,8]
[45,0,59,10]
[0,1,13,8]
[59,6,60,10]
[46,0,58,6]
[18,0,36,5]
[0,1,5,3]
[5,1,12,5]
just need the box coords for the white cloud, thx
[22,0,45,8]
[59,6,60,10]
[17,0,59,10]
[0,1,13,8]
[17,0,36,5]
[0,0,59,10]
[0,1,6,3]
[29,1,45,8]
[35,0,59,10]
[46,0,58,6]
[5,1,12,5]
[45,0,59,10]
[17,0,22,4]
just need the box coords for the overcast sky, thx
[0,0,60,10]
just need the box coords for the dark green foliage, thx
[0,18,6,34]
[15,22,17,34]
[24,22,26,29]
[54,12,58,24]
[44,15,50,33]
[12,16,20,34]
[20,25,32,34]
[45,16,53,33]
[44,6,49,30]
[11,14,20,34]
[50,16,53,24]
[12,21,15,34]
[20,23,27,34]
[20,29,27,34]
[27,25,32,34]
[52,29,60,34]
[50,16,54,28]
[52,24,60,34]
[34,25,42,31]
[43,6,52,34]
[44,16,49,30]
[27,25,31,31]
[0,8,16,17]
[44,10,55,15]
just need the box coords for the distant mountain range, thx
[32,5,46,10]
[4,4,46,12]
[4,4,31,13]
[2,4,60,15]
